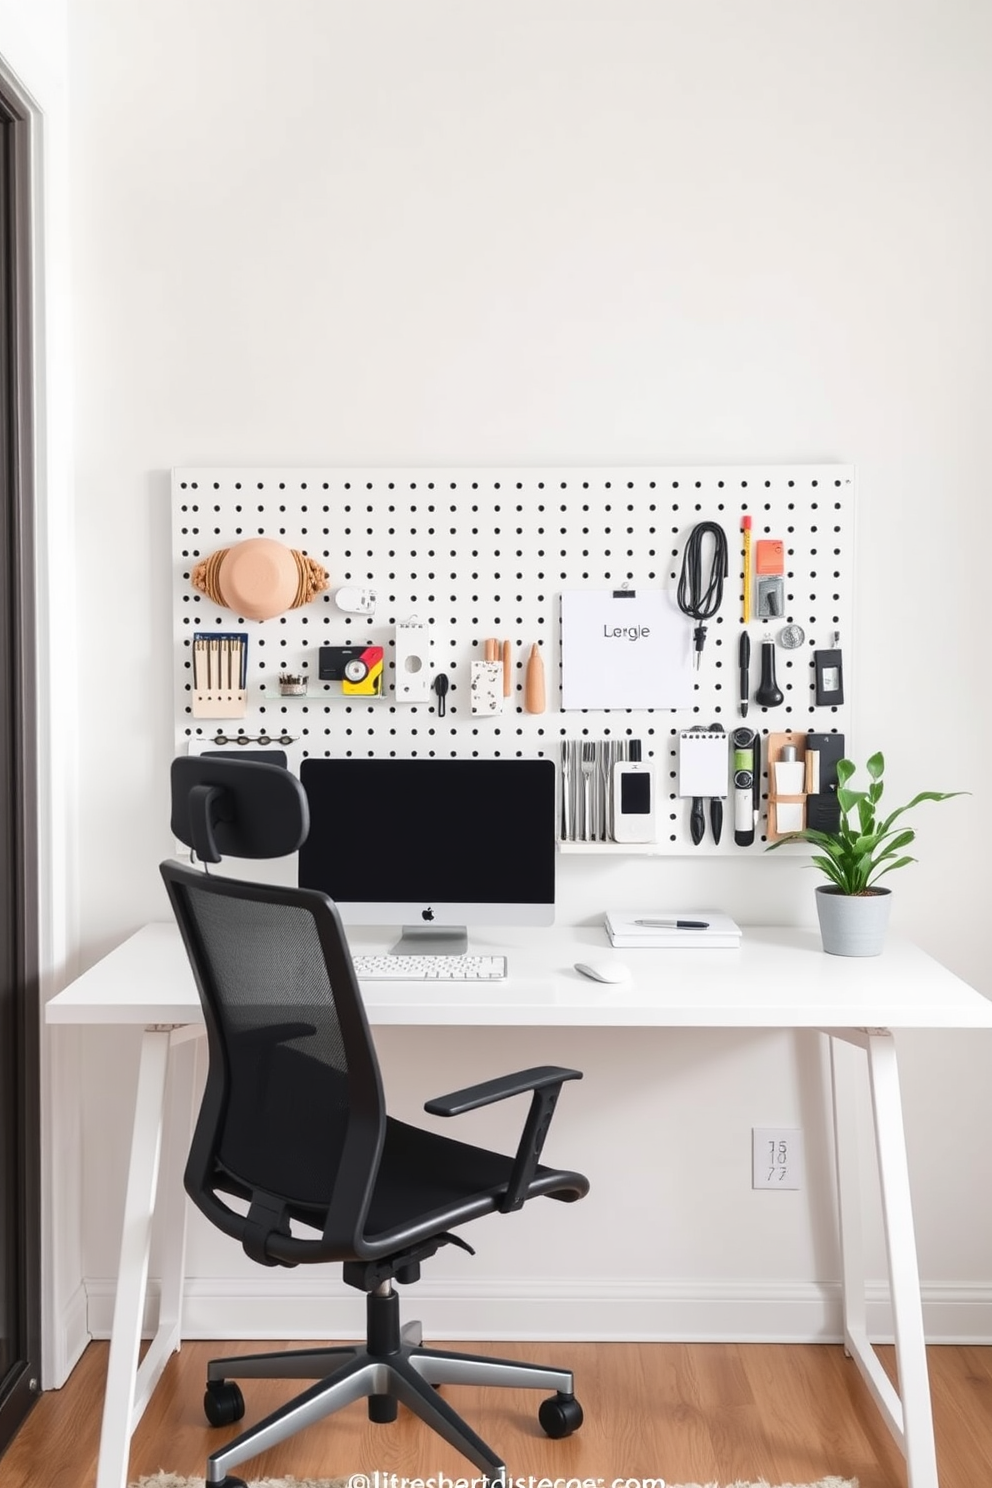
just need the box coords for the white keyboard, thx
[351,953,507,981]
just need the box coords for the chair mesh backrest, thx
[179,877,378,1210]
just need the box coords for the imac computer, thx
[298,756,556,956]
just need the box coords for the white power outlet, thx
[752,1127,804,1190]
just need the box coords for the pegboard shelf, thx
[558,842,665,856]
[172,464,854,856]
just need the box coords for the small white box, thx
[774,801,805,833]
[773,760,806,795]
[395,618,432,702]
[470,660,503,715]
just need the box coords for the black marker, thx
[738,630,750,717]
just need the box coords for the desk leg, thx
[96,1027,190,1488]
[828,1030,938,1488]
[130,1030,198,1424]
[830,1035,867,1349]
[868,1031,939,1488]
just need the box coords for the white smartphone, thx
[611,761,657,843]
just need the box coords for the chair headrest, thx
[170,756,310,864]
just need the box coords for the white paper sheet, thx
[560,589,694,710]
[678,730,729,797]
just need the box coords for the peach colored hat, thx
[192,538,329,621]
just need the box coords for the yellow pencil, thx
[742,514,753,624]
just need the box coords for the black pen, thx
[634,919,710,929]
[709,721,725,844]
[738,630,750,717]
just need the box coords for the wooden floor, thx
[3,1337,992,1488]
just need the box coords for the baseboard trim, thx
[83,1275,992,1346]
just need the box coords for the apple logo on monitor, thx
[422,907,435,922]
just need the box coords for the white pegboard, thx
[172,465,854,853]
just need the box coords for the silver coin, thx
[779,624,805,649]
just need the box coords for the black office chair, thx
[162,756,589,1488]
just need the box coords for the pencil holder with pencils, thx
[191,632,248,718]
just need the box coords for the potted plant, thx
[768,751,965,956]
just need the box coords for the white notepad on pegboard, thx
[677,729,729,797]
[560,589,694,710]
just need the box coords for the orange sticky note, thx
[755,539,784,575]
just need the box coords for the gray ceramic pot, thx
[815,884,892,957]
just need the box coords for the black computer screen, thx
[298,756,556,927]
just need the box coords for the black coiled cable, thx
[677,521,728,666]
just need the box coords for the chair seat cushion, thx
[362,1116,584,1247]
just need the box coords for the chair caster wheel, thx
[215,1478,248,1487]
[539,1391,583,1438]
[204,1378,246,1426]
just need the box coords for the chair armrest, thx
[425,1065,582,1213]
[424,1064,581,1117]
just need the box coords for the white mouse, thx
[574,960,631,984]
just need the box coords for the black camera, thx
[318,644,384,695]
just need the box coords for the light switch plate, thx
[752,1127,803,1190]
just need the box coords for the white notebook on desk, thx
[605,909,742,948]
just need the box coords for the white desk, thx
[47,921,992,1488]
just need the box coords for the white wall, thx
[59,0,992,1356]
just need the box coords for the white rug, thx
[129,1476,857,1488]
[130,1477,349,1488]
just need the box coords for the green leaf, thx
[866,752,884,780]
[877,790,967,837]
[768,828,842,852]
[810,855,848,889]
[867,855,917,886]
[836,757,855,786]
[879,828,916,855]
